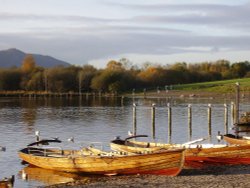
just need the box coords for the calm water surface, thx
[0,96,250,187]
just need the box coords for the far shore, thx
[125,90,249,100]
[0,90,243,99]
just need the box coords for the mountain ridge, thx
[0,48,71,68]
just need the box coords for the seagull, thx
[114,136,121,140]
[0,146,6,152]
[216,131,223,141]
[35,130,40,136]
[21,170,28,180]
[216,135,223,141]
[128,131,134,136]
[51,137,60,141]
[67,137,74,143]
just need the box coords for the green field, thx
[173,78,250,93]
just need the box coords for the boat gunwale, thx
[19,146,185,159]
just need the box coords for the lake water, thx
[0,95,250,187]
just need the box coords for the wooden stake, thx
[151,103,156,140]
[168,103,172,143]
[235,82,240,125]
[208,104,212,137]
[188,104,192,140]
[224,104,228,134]
[231,102,235,126]
[133,103,137,136]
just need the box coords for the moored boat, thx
[221,134,250,145]
[111,135,250,168]
[19,139,185,176]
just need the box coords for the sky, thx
[0,0,250,68]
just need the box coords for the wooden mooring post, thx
[151,103,156,140]
[235,82,240,126]
[132,103,233,143]
[224,104,228,134]
[231,102,235,126]
[207,104,212,138]
[235,82,240,136]
[188,104,192,140]
[133,103,137,136]
[167,103,172,143]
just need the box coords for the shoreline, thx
[0,90,239,98]
[42,164,250,188]
[125,90,242,99]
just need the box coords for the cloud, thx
[107,1,250,31]
[1,21,250,65]
[0,12,112,23]
[0,0,250,67]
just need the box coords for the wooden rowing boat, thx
[222,134,250,145]
[110,135,250,168]
[19,140,185,176]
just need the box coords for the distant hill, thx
[0,48,71,68]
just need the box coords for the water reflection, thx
[21,106,37,127]
[19,165,90,186]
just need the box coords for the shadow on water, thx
[19,165,101,186]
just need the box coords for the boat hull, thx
[223,134,250,145]
[111,140,250,168]
[184,144,250,168]
[185,156,250,168]
[19,148,184,176]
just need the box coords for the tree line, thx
[1,55,250,93]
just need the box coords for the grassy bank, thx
[126,78,250,99]
[172,78,250,93]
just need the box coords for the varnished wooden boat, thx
[222,134,250,145]
[19,141,185,176]
[110,135,250,168]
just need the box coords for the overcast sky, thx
[1,0,250,68]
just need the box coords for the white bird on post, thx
[35,130,40,142]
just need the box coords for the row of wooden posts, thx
[132,102,237,143]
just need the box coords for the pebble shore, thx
[42,165,250,188]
